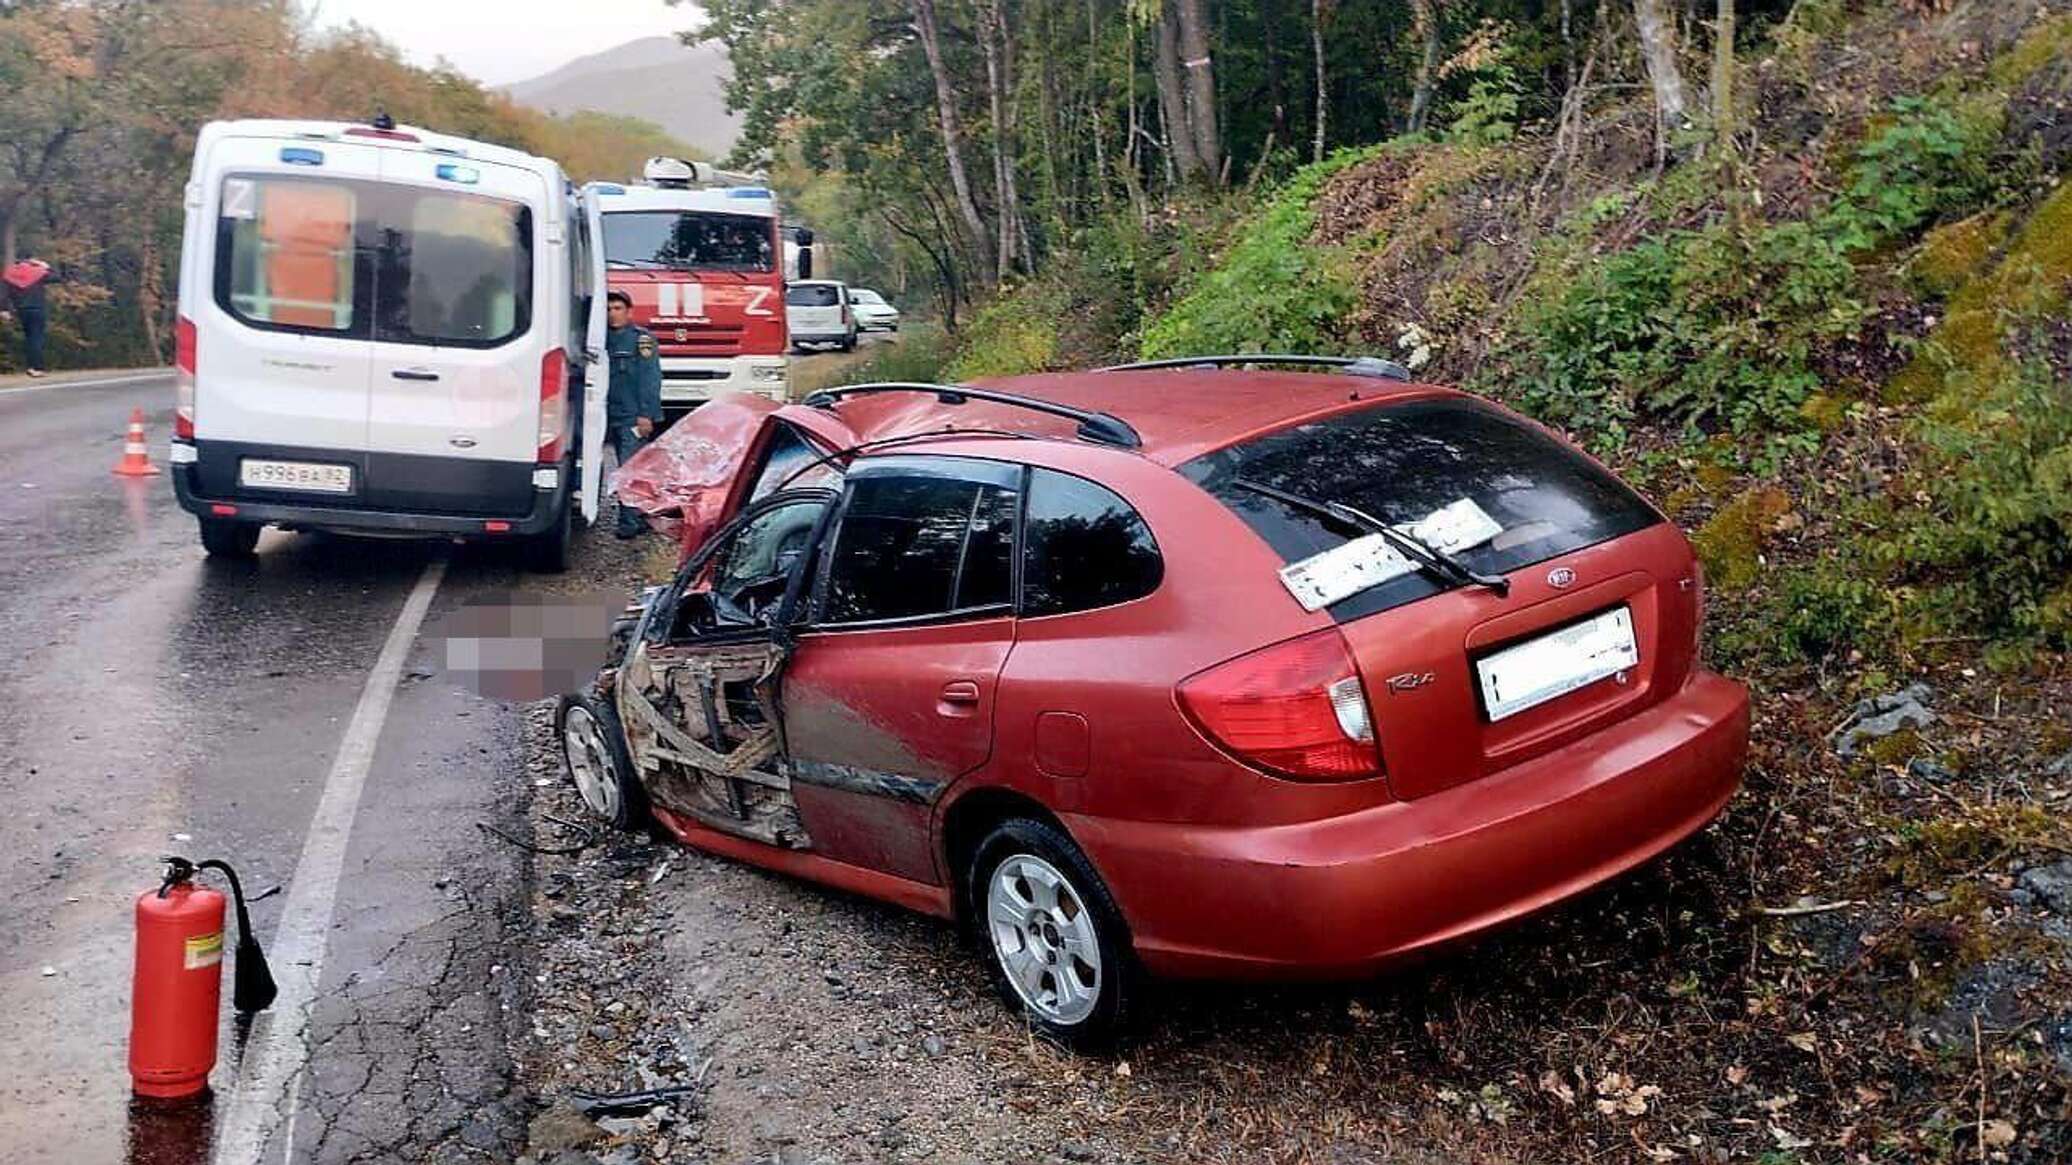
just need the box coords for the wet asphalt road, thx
[0,372,542,1163]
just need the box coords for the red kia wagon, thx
[559,357,1750,1044]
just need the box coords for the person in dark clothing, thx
[604,289,664,539]
[1,258,54,377]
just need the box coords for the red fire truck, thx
[585,158,802,416]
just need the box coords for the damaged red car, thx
[558,356,1750,1045]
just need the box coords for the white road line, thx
[0,370,170,396]
[213,557,448,1165]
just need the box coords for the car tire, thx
[555,693,646,831]
[526,494,574,573]
[841,332,857,352]
[198,516,260,558]
[968,817,1135,1048]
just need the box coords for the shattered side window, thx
[749,423,840,500]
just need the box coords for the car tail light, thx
[1177,628,1383,782]
[537,349,566,463]
[174,316,197,440]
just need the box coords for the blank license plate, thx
[1476,606,1638,722]
[240,458,353,494]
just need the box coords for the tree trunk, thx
[1311,0,1330,162]
[1713,0,1743,229]
[1262,0,1287,140]
[1152,3,1203,181]
[1407,0,1442,134]
[911,0,995,279]
[1633,0,1692,148]
[1173,0,1222,183]
[977,0,1016,280]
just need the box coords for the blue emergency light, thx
[592,183,627,196]
[435,163,480,185]
[279,147,325,166]
[727,187,773,199]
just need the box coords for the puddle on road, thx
[125,1094,215,1165]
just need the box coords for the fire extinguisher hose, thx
[162,856,279,1014]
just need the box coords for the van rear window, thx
[785,284,840,307]
[1180,398,1661,620]
[214,174,532,348]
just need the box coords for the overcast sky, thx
[308,0,705,87]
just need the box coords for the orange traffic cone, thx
[113,407,161,477]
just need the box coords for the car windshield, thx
[1181,398,1660,620]
[602,211,773,272]
[851,290,885,305]
[786,283,841,307]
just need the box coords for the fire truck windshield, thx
[602,211,775,273]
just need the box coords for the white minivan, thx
[170,118,619,571]
[784,280,855,352]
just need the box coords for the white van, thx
[170,118,617,571]
[784,280,856,352]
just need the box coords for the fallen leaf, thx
[1113,1060,1131,1078]
[1786,1031,1818,1053]
[1726,1064,1750,1086]
[1539,1070,1575,1106]
[1981,1119,2016,1148]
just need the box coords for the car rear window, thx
[786,284,841,307]
[1180,397,1660,620]
[215,174,532,348]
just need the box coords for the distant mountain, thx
[503,37,741,161]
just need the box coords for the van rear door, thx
[195,135,380,455]
[363,152,547,484]
[578,187,611,523]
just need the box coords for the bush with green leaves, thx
[1138,144,1385,359]
[1491,93,2011,442]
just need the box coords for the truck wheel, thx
[968,817,1135,1048]
[198,516,260,558]
[556,694,647,830]
[525,494,574,573]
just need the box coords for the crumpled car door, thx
[614,490,836,847]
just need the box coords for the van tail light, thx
[537,349,566,463]
[174,316,197,440]
[1177,628,1383,782]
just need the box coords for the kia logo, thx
[1546,567,1576,588]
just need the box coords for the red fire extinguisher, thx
[130,856,277,1099]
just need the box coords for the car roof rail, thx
[800,382,1143,449]
[1099,353,1414,381]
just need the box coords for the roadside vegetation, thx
[0,1,702,372]
[715,0,2072,1159]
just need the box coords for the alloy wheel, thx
[985,854,1103,1025]
[561,703,621,821]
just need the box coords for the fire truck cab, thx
[584,158,792,417]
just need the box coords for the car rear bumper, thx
[1068,670,1750,979]
[172,441,568,537]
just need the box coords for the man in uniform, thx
[605,290,664,539]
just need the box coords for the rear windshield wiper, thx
[1232,478,1511,598]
